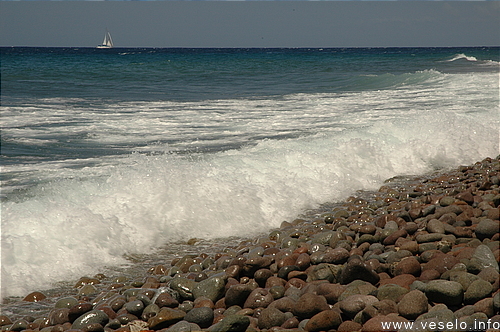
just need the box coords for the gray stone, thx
[468,244,499,273]
[475,219,499,240]
[192,275,226,302]
[224,283,254,307]
[306,263,341,283]
[376,284,409,303]
[425,280,463,306]
[427,219,445,234]
[124,300,144,316]
[339,294,378,319]
[464,279,493,304]
[339,257,380,285]
[449,271,479,291]
[184,307,214,328]
[54,297,79,309]
[72,310,109,330]
[494,292,500,313]
[257,307,287,329]
[165,321,201,332]
[169,278,197,301]
[207,315,250,332]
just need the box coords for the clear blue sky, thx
[1,1,499,48]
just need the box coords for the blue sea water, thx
[1,47,499,298]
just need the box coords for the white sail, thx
[97,30,113,48]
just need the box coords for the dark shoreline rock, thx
[2,157,499,331]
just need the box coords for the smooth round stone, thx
[397,290,428,320]
[468,244,499,272]
[54,296,79,309]
[192,276,226,303]
[339,257,380,285]
[9,319,29,332]
[147,307,185,330]
[78,284,98,297]
[243,288,274,309]
[464,279,493,304]
[440,196,456,206]
[68,302,93,322]
[141,304,160,321]
[71,310,109,330]
[425,280,463,306]
[0,316,12,326]
[124,300,144,316]
[416,233,444,243]
[225,283,255,307]
[292,293,330,319]
[48,308,70,325]
[165,321,201,332]
[154,292,179,308]
[339,295,378,319]
[184,307,214,328]
[304,310,342,332]
[268,285,285,300]
[475,219,499,240]
[393,257,421,276]
[376,284,409,303]
[208,315,250,332]
[493,292,500,313]
[257,307,286,330]
[427,219,445,234]
[23,291,47,302]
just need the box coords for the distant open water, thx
[1,47,499,299]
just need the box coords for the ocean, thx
[1,47,499,300]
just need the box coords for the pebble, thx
[22,291,47,302]
[71,310,109,330]
[425,280,464,306]
[397,289,428,320]
[4,157,499,332]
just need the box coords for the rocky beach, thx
[1,156,499,332]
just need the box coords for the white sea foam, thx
[446,53,478,62]
[1,71,499,298]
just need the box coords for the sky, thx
[0,2,499,48]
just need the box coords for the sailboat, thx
[97,29,114,49]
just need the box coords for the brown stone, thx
[399,241,419,254]
[295,253,311,270]
[393,257,421,277]
[373,299,398,315]
[383,229,408,246]
[147,307,185,330]
[243,288,274,309]
[474,297,495,317]
[379,274,416,289]
[48,309,70,326]
[304,310,342,332]
[23,291,47,302]
[338,320,363,331]
[154,292,179,308]
[293,293,330,319]
[316,283,346,304]
[339,257,380,285]
[418,269,440,281]
[339,294,378,319]
[68,303,93,323]
[268,296,296,313]
[422,254,460,275]
[397,290,428,320]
